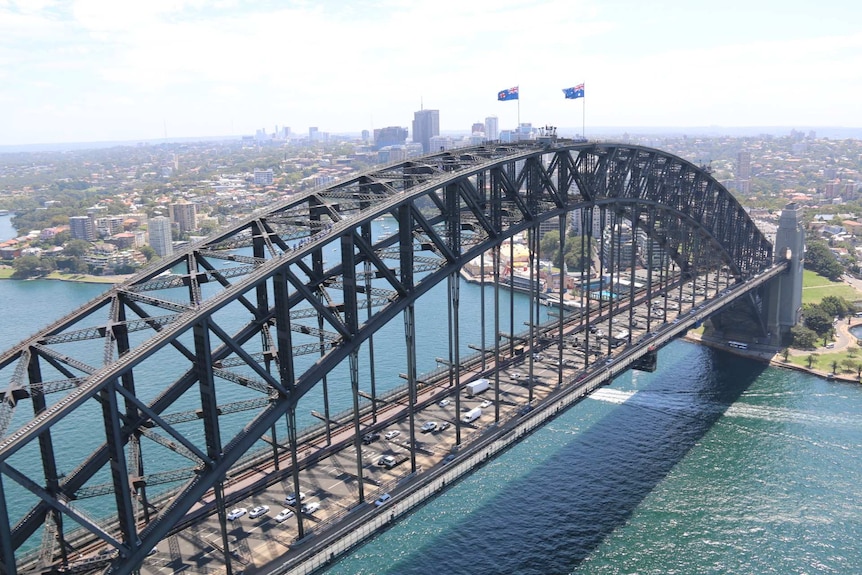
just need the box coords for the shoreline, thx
[0,270,132,285]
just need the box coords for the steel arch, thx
[0,141,774,574]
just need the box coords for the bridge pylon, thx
[764,202,805,347]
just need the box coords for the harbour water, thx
[2,215,862,573]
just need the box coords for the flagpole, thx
[517,89,521,133]
[581,83,586,139]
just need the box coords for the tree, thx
[803,306,835,336]
[841,358,857,373]
[781,348,790,361]
[806,354,817,368]
[12,255,54,278]
[63,239,91,257]
[139,245,156,261]
[804,241,844,280]
[790,325,818,349]
[819,295,853,319]
[831,360,839,374]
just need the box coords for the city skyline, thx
[1,0,861,147]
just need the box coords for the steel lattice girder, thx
[0,141,775,574]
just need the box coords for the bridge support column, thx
[765,203,805,347]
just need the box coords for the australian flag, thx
[497,86,519,101]
[563,84,585,99]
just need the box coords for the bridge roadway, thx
[102,261,788,575]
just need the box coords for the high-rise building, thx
[170,200,198,235]
[373,126,408,150]
[69,216,96,241]
[412,109,439,153]
[471,122,485,134]
[148,216,173,257]
[485,116,499,141]
[736,150,751,193]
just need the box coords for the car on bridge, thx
[227,508,247,521]
[249,505,269,519]
[274,509,294,523]
[384,430,400,440]
[285,492,306,506]
[362,432,381,444]
[421,421,438,433]
[438,398,451,408]
[480,400,492,408]
[374,493,392,507]
[301,502,320,515]
[378,455,397,468]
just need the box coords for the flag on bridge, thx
[497,86,519,101]
[563,84,585,99]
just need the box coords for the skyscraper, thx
[373,126,408,150]
[149,216,173,257]
[736,150,751,194]
[412,109,439,153]
[485,116,499,141]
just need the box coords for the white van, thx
[462,407,482,423]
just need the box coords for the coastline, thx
[0,268,132,285]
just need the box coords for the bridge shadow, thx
[376,344,768,575]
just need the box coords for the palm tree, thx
[806,354,816,369]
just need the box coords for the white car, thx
[248,505,269,519]
[274,509,294,523]
[421,421,438,433]
[227,508,247,521]
[384,430,400,440]
[374,493,392,507]
[480,400,492,408]
[301,501,320,515]
[285,492,306,506]
[438,398,451,408]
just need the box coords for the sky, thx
[1,0,861,146]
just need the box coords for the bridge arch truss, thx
[0,141,775,574]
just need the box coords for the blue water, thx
[2,228,862,573]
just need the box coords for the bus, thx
[727,340,748,350]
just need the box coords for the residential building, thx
[170,200,198,235]
[148,216,173,257]
[254,169,274,186]
[69,216,96,241]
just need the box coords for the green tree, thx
[63,239,91,257]
[790,325,819,349]
[841,358,857,373]
[803,306,835,336]
[139,246,156,261]
[804,241,844,280]
[781,348,790,361]
[12,255,54,278]
[819,295,852,318]
[806,353,817,368]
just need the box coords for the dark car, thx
[362,432,381,445]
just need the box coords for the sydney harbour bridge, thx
[0,138,803,575]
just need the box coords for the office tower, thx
[471,122,485,134]
[412,109,440,153]
[69,216,96,241]
[149,216,173,257]
[169,200,198,235]
[373,126,408,150]
[485,116,499,140]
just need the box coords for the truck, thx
[462,407,482,423]
[465,378,490,397]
